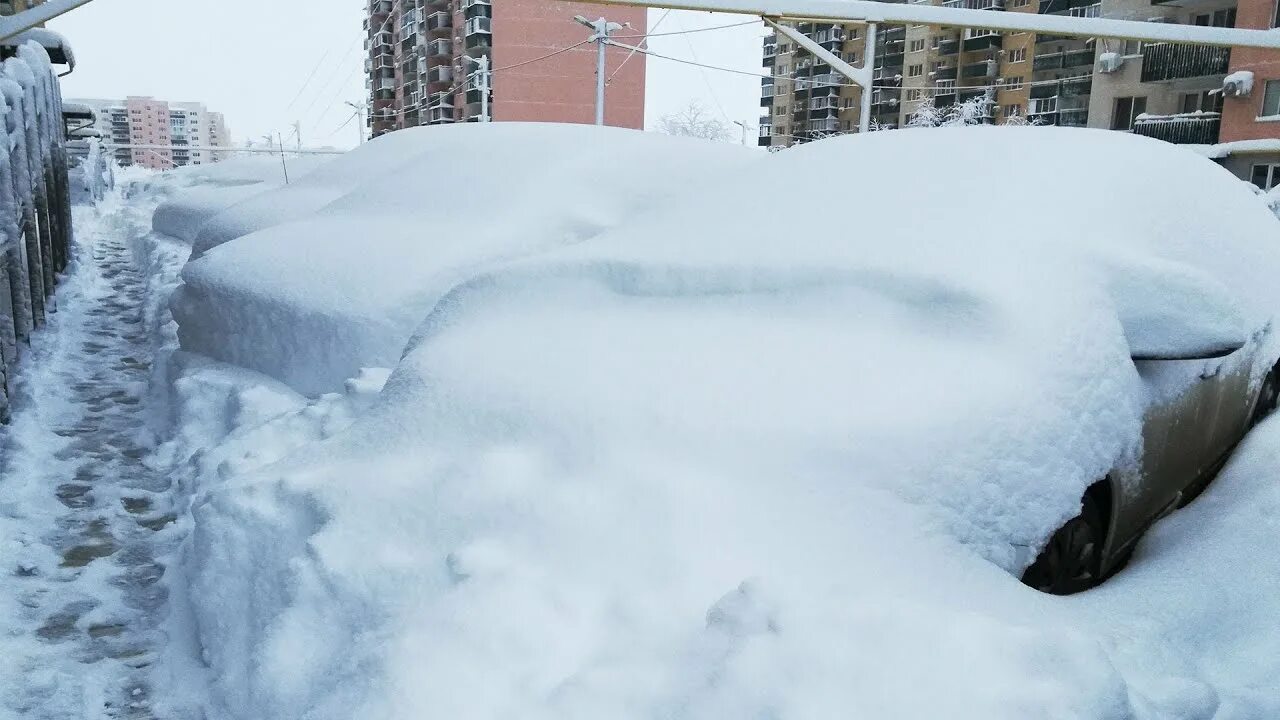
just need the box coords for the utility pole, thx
[292,120,302,151]
[277,132,290,185]
[732,120,750,146]
[574,15,623,126]
[345,101,367,144]
[463,55,491,122]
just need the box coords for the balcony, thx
[426,39,451,57]
[426,12,451,33]
[936,39,960,56]
[962,60,996,78]
[427,104,455,125]
[963,33,1002,52]
[1037,0,1096,13]
[1140,42,1230,82]
[1060,75,1092,97]
[465,16,492,36]
[1033,49,1095,71]
[1030,82,1059,99]
[877,52,905,69]
[1132,113,1221,144]
[932,66,958,81]
[426,65,452,85]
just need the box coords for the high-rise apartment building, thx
[0,0,43,15]
[760,0,1280,186]
[72,97,232,170]
[364,0,646,137]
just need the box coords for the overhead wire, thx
[608,8,672,85]
[611,18,759,39]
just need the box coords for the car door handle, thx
[1200,365,1222,380]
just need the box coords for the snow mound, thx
[167,126,1280,718]
[171,123,757,395]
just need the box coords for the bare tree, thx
[658,102,732,142]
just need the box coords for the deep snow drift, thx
[144,125,1280,719]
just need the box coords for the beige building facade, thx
[760,0,1280,171]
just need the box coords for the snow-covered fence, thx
[0,42,73,422]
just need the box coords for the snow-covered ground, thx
[0,170,196,719]
[7,124,1280,719]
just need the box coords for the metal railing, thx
[1140,42,1230,82]
[1132,113,1221,144]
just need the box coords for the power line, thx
[490,38,594,74]
[323,109,360,140]
[609,8,672,84]
[611,18,759,39]
[283,48,332,112]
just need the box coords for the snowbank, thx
[170,124,757,395]
[163,126,1280,719]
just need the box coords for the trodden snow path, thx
[0,185,190,720]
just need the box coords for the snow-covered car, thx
[1023,337,1280,593]
[384,126,1280,596]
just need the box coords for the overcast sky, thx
[48,1,765,149]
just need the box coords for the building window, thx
[908,64,924,77]
[1121,39,1142,56]
[1194,9,1236,27]
[1179,90,1222,114]
[1262,80,1280,117]
[909,39,926,52]
[1111,96,1147,130]
[906,88,923,101]
[1252,164,1280,189]
[1004,76,1024,90]
[1007,48,1026,63]
[1005,103,1023,117]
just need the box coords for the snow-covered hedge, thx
[158,125,1280,719]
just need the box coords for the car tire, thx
[1021,492,1104,595]
[1250,362,1280,427]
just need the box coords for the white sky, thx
[48,1,765,149]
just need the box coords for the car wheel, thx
[1021,492,1104,595]
[1251,364,1280,427]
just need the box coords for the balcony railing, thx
[942,0,1004,9]
[1132,113,1221,144]
[1140,42,1230,82]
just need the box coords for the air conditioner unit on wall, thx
[1223,70,1255,98]
[1097,51,1123,73]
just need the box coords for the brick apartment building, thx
[73,97,232,170]
[762,0,1280,186]
[364,0,646,137]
